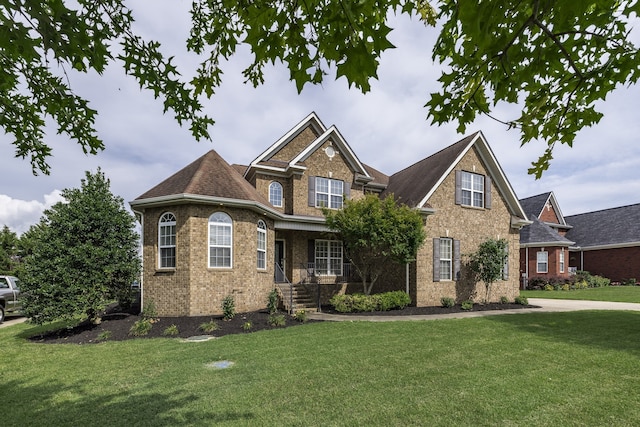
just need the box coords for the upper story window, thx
[455,171,491,209]
[257,220,267,270]
[209,212,232,268]
[316,177,343,209]
[537,250,548,273]
[158,212,176,268]
[269,182,283,207]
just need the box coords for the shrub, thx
[622,278,637,286]
[351,294,378,312]
[544,284,554,291]
[162,324,179,336]
[380,291,411,310]
[142,300,158,322]
[268,313,286,326]
[97,330,112,341]
[515,295,529,305]
[441,297,455,308]
[592,275,610,288]
[129,318,152,336]
[199,320,219,333]
[499,296,509,304]
[267,289,279,314]
[242,321,252,331]
[293,310,308,323]
[329,294,352,313]
[329,291,411,313]
[222,295,236,320]
[461,300,473,310]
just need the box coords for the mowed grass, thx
[2,310,640,426]
[522,285,640,303]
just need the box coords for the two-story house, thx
[130,113,529,316]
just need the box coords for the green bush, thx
[242,321,252,331]
[461,300,473,310]
[515,295,529,305]
[199,320,219,333]
[544,284,554,291]
[499,296,509,304]
[162,324,179,336]
[352,293,378,312]
[267,289,279,314]
[222,295,236,320]
[441,297,455,308]
[268,313,286,326]
[142,300,158,321]
[293,310,308,323]
[97,330,112,341]
[129,318,153,336]
[329,294,352,313]
[329,291,411,313]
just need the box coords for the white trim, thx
[208,212,233,269]
[571,241,640,251]
[257,220,267,270]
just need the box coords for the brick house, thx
[130,113,529,316]
[519,193,640,285]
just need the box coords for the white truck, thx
[0,275,21,323]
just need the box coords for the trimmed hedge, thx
[330,291,411,313]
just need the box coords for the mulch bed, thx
[27,302,537,345]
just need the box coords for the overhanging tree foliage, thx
[3,1,638,176]
[324,194,425,295]
[468,238,508,303]
[20,169,140,324]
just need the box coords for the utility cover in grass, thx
[206,360,234,369]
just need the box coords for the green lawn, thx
[2,310,640,426]
[522,285,640,303]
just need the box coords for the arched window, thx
[269,181,283,207]
[257,220,267,270]
[158,212,176,268]
[209,212,232,268]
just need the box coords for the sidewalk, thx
[0,316,27,328]
[307,298,640,322]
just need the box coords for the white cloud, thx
[0,191,64,235]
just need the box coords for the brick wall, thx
[520,246,570,281]
[570,246,640,282]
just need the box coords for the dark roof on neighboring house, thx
[565,203,640,248]
[382,133,476,208]
[519,192,551,220]
[363,164,389,188]
[520,217,574,247]
[135,150,270,206]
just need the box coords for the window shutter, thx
[344,180,350,200]
[502,243,509,280]
[454,239,461,281]
[308,176,315,207]
[485,175,492,209]
[433,238,440,282]
[455,170,462,205]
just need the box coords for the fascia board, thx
[548,192,568,225]
[575,241,640,251]
[520,241,575,248]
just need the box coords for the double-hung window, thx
[439,238,453,281]
[461,171,484,208]
[433,238,460,282]
[537,250,548,273]
[559,248,565,273]
[316,177,343,209]
[209,212,232,268]
[257,220,266,270]
[315,240,343,275]
[158,212,176,268]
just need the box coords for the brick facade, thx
[570,247,640,283]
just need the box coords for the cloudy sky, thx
[2,2,639,235]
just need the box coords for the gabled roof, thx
[520,217,574,247]
[519,191,568,226]
[565,203,640,249]
[132,150,271,207]
[382,131,528,222]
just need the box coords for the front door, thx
[274,240,285,282]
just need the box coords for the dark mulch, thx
[27,302,537,345]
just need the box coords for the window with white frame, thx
[257,220,266,270]
[537,250,548,273]
[439,238,453,281]
[560,248,565,273]
[208,212,232,268]
[315,240,343,275]
[269,182,283,207]
[316,177,343,209]
[461,171,485,208]
[158,212,176,268]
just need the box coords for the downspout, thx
[132,209,144,313]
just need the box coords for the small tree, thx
[324,195,425,295]
[20,169,140,324]
[0,225,19,274]
[468,238,508,304]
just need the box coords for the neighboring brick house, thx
[519,193,640,285]
[130,113,529,316]
[565,204,640,283]
[519,192,574,286]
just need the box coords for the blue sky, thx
[1,2,639,234]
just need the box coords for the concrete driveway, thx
[0,316,27,328]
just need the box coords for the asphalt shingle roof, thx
[520,217,574,246]
[565,203,640,248]
[519,192,551,221]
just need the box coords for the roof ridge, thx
[565,202,640,218]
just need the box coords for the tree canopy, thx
[19,169,140,324]
[324,194,425,295]
[467,238,508,303]
[2,1,638,176]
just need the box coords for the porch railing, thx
[303,262,359,283]
[274,263,293,313]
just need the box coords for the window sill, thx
[460,204,485,211]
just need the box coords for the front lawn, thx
[3,310,640,426]
[522,285,640,303]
